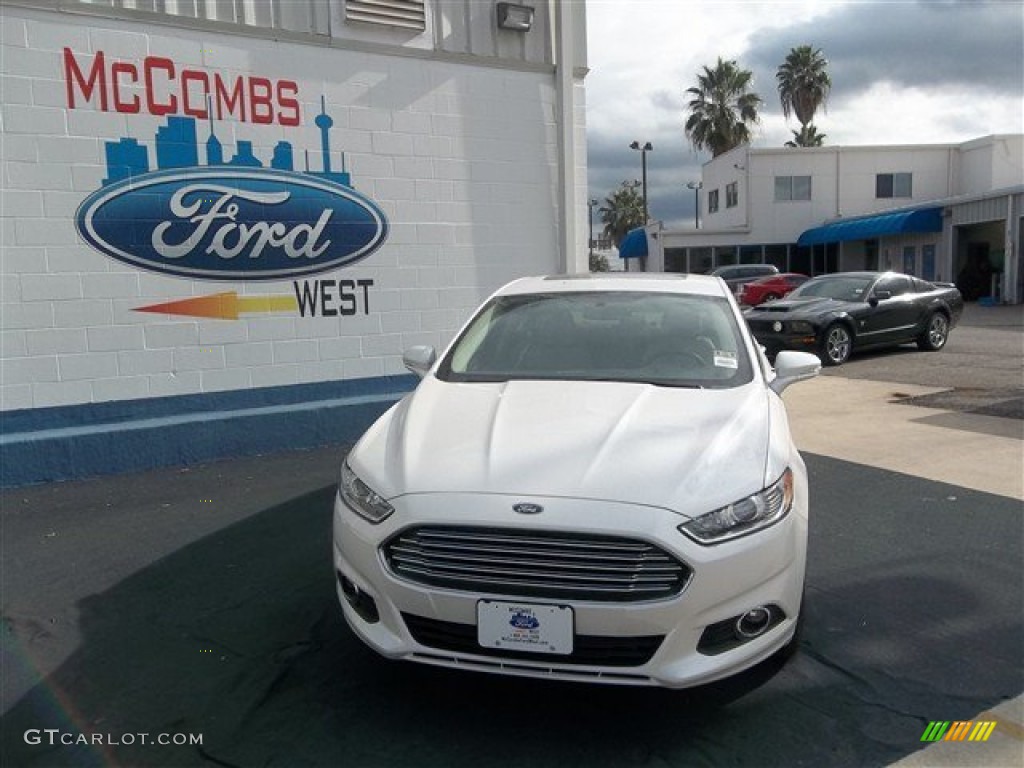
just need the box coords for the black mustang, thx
[743,271,964,366]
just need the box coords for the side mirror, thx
[403,345,437,378]
[770,350,821,395]
[870,289,892,307]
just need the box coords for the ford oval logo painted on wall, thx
[75,106,387,281]
[77,167,387,281]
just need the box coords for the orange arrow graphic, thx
[134,292,298,320]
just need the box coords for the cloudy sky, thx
[585,0,1024,229]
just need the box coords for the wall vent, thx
[345,0,426,30]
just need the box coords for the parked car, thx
[334,273,821,689]
[743,271,964,366]
[711,264,780,295]
[739,272,810,306]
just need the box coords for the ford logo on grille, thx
[510,612,540,630]
[76,167,388,281]
[512,503,543,515]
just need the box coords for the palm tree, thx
[785,124,827,147]
[599,185,645,248]
[776,45,831,141]
[684,58,763,157]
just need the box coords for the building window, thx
[922,244,936,281]
[877,172,913,198]
[708,189,720,213]
[764,244,788,271]
[714,246,736,267]
[692,247,713,273]
[739,245,762,264]
[665,248,688,273]
[903,245,916,275]
[774,175,811,201]
[726,182,738,208]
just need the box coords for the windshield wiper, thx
[642,380,705,389]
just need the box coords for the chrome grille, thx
[382,526,690,602]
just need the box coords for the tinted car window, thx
[789,276,873,301]
[439,291,754,389]
[875,275,912,296]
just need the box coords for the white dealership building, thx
[641,135,1023,305]
[0,0,589,484]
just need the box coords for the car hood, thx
[352,377,773,519]
[747,296,854,318]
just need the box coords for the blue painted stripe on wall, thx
[1,375,418,487]
[1,375,418,433]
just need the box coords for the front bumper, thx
[332,488,808,689]
[745,318,820,358]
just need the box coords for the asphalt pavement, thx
[1,303,1021,768]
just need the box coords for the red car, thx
[739,272,810,306]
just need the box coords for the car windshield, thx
[438,291,754,389]
[789,276,872,302]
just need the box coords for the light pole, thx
[587,197,598,258]
[629,141,653,222]
[686,180,702,229]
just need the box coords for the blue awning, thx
[797,207,943,246]
[618,227,648,259]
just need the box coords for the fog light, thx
[337,571,380,624]
[736,606,772,638]
[698,605,786,654]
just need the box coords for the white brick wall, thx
[0,4,578,412]
[87,325,145,352]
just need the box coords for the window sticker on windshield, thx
[713,350,738,369]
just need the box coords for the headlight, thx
[679,469,794,544]
[340,460,394,524]
[789,321,814,334]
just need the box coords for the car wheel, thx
[763,292,780,302]
[916,312,949,351]
[820,323,852,366]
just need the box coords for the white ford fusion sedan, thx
[333,273,820,688]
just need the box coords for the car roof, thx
[712,264,776,274]
[495,273,731,298]
[806,271,884,279]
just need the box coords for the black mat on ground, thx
[2,453,1021,767]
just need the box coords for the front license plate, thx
[477,600,573,656]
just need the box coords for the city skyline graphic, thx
[102,95,351,188]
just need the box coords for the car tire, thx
[763,292,780,302]
[819,322,852,366]
[916,312,950,351]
